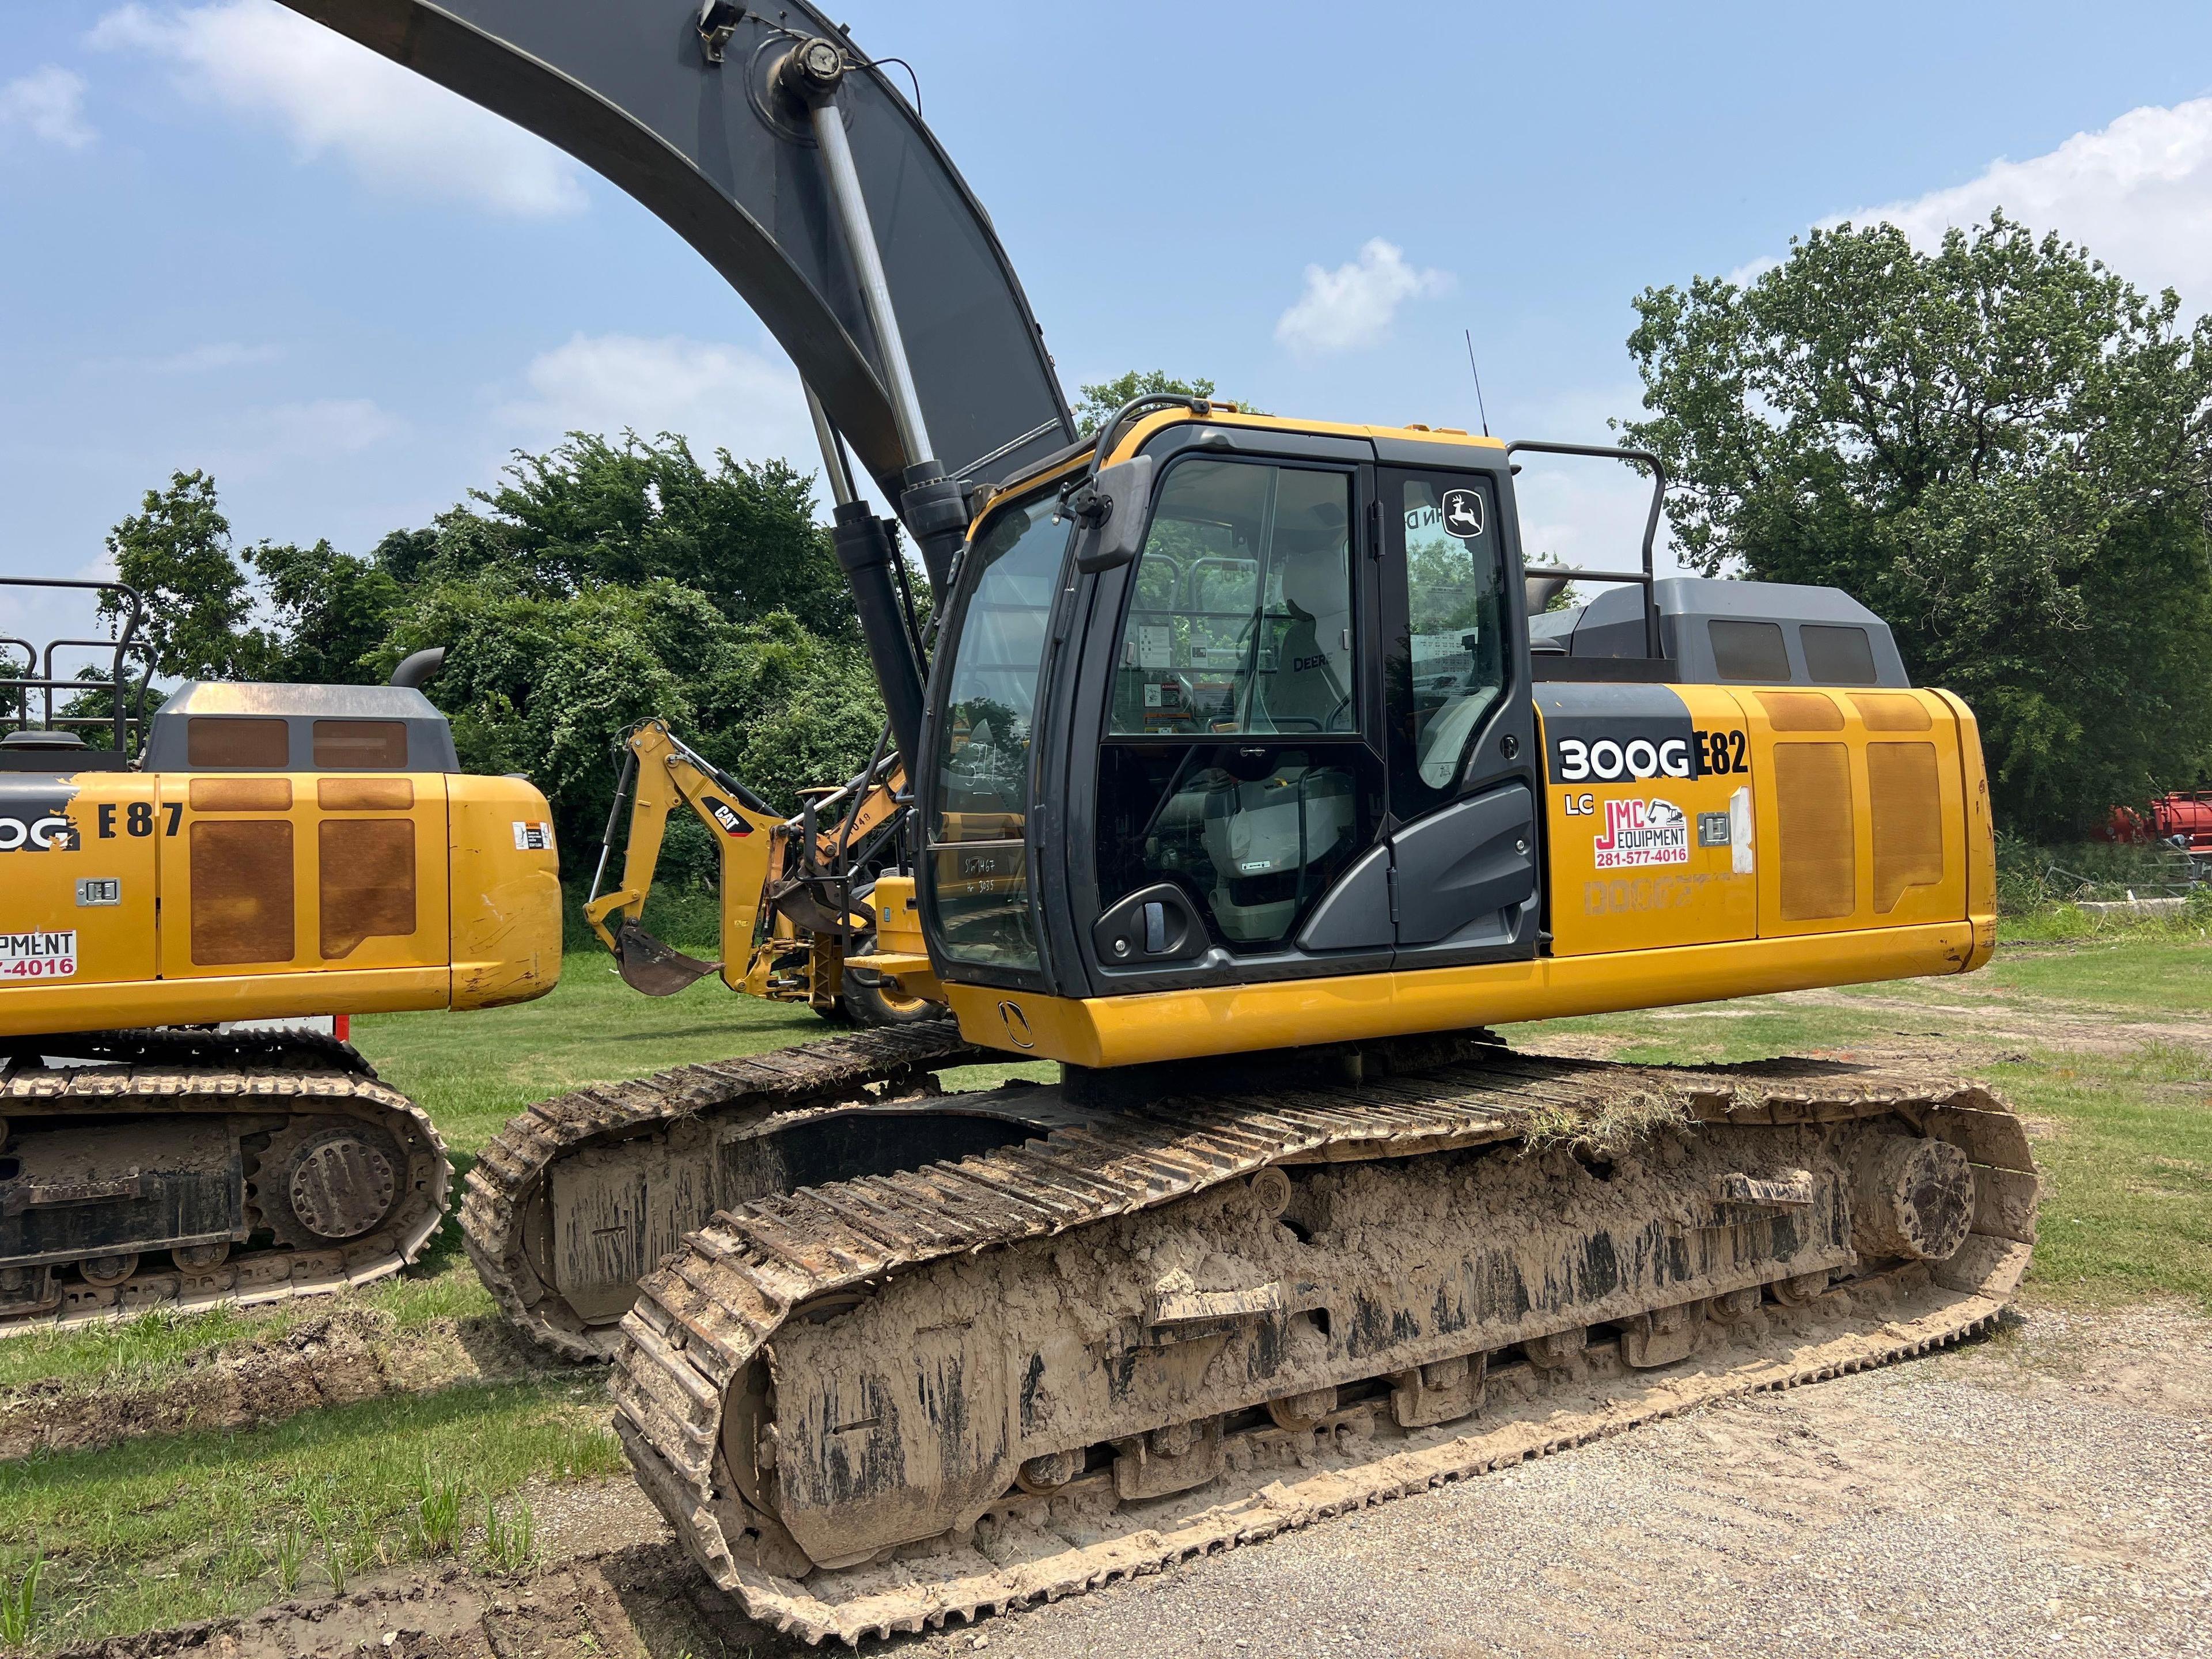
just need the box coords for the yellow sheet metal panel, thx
[946,921,1976,1067]
[1866,742,1946,913]
[18,965,455,1037]
[1932,689,1999,969]
[1542,684,1757,957]
[447,774,563,1010]
[1772,742,1856,921]
[0,771,161,1029]
[1730,687,1966,939]
[157,770,452,980]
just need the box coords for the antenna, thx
[1464,329,1491,438]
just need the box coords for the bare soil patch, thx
[0,1309,548,1460]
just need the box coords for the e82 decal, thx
[1554,729,1749,783]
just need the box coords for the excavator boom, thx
[277,1,1071,504]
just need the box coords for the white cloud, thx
[90,1,587,217]
[1843,98,2212,304]
[194,396,405,479]
[1,66,94,150]
[1275,238,1453,356]
[1723,255,1780,289]
[147,341,283,374]
[267,397,404,455]
[498,330,828,471]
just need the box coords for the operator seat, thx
[1262,514,1354,733]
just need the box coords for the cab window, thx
[1389,473,1506,812]
[1109,459,1355,737]
[926,493,1071,972]
[1097,457,1379,954]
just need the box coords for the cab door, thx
[1368,463,1541,967]
[1079,449,1392,990]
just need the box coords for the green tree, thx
[1074,370,1221,436]
[415,431,857,641]
[248,539,402,684]
[1623,213,2212,834]
[381,575,881,854]
[101,470,270,680]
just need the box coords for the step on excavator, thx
[287,3,2038,1642]
[0,587,561,1334]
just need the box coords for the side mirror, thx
[1067,456,1156,574]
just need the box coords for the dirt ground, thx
[36,955,2212,1658]
[52,1301,2210,1659]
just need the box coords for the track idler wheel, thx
[1851,1134,1975,1262]
[256,1118,403,1245]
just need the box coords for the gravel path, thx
[884,1306,2212,1659]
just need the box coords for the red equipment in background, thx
[2108,792,2212,853]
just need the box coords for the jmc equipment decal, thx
[0,931,77,979]
[1592,798,1689,870]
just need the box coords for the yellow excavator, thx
[0,588,560,1334]
[291,3,2039,1643]
[581,718,940,1027]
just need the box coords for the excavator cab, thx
[919,422,1544,1005]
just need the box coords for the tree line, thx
[84,220,2212,848]
[101,434,884,867]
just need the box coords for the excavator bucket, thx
[612,921,721,998]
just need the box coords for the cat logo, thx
[701,795,751,836]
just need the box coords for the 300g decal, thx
[1552,728,1748,783]
[1554,736,1690,782]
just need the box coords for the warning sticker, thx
[511,821,553,852]
[1593,798,1689,870]
[0,930,77,980]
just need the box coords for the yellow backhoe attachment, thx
[582,718,931,1022]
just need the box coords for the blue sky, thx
[9,1,2212,647]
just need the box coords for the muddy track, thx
[1,1036,450,1338]
[460,1024,1013,1361]
[613,1048,2037,1645]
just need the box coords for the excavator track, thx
[0,1029,449,1337]
[461,1024,1080,1361]
[612,1047,2037,1646]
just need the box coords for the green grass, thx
[0,1377,620,1652]
[351,950,834,1157]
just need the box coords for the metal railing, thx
[0,577,154,755]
